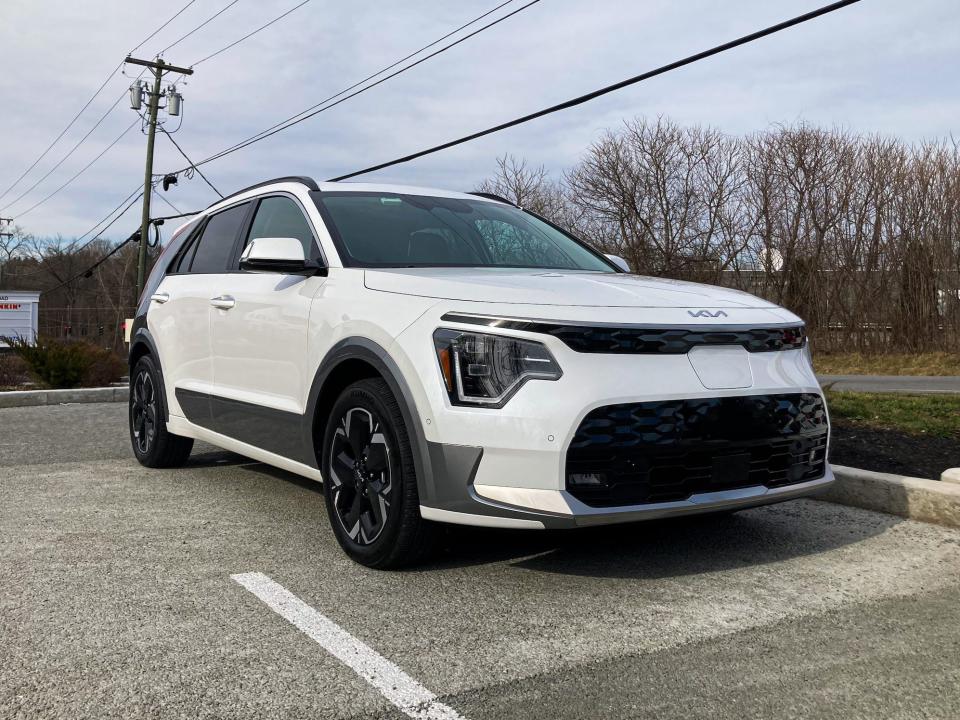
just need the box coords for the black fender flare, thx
[128,324,171,422]
[303,338,438,504]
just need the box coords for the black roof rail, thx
[467,191,517,206]
[206,176,320,208]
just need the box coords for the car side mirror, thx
[605,254,630,272]
[240,237,320,274]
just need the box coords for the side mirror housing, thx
[605,254,630,273]
[240,237,321,274]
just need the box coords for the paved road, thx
[818,374,960,395]
[2,403,960,719]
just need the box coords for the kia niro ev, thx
[129,176,832,568]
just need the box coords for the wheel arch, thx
[305,338,437,503]
[128,324,170,422]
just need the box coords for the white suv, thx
[129,176,832,567]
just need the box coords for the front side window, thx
[313,192,614,271]
[246,196,318,260]
[189,203,249,274]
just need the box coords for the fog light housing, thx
[567,472,608,488]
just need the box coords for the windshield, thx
[313,192,615,272]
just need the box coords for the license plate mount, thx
[710,453,752,487]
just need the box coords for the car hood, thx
[363,268,777,308]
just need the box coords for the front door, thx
[209,194,326,465]
[150,201,251,423]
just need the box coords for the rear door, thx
[208,193,327,464]
[150,202,251,423]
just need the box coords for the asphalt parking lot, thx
[2,402,960,719]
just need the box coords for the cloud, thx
[0,0,956,240]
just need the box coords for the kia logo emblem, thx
[688,309,728,318]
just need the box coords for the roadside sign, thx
[0,291,41,346]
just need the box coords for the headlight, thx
[433,328,562,407]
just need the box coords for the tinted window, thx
[170,222,203,273]
[246,196,317,259]
[314,193,613,271]
[189,203,249,274]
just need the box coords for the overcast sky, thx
[0,0,956,241]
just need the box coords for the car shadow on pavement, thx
[234,459,324,493]
[424,501,902,579]
[186,450,253,468]
[225,461,901,580]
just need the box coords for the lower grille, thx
[566,394,828,508]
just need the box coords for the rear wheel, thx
[129,355,193,468]
[321,378,434,569]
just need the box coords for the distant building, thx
[0,290,40,347]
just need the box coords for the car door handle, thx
[150,292,170,304]
[210,295,236,310]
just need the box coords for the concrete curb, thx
[823,464,960,529]
[0,386,127,408]
[817,374,960,395]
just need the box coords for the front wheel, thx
[129,355,193,468]
[321,378,434,569]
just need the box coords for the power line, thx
[152,186,184,215]
[40,229,141,297]
[0,90,128,214]
[164,0,528,174]
[31,2,519,294]
[37,190,184,295]
[0,0,199,206]
[159,126,224,197]
[64,190,144,258]
[329,0,862,182]
[191,0,312,66]
[73,185,144,247]
[128,0,199,55]
[0,62,123,207]
[4,0,281,242]
[18,192,140,287]
[0,184,144,279]
[14,118,140,220]
[159,0,242,55]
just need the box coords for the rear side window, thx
[246,196,317,259]
[189,203,249,274]
[170,221,203,273]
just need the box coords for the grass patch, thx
[825,390,960,439]
[814,352,960,376]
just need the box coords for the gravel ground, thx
[1,403,960,719]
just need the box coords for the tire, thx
[129,354,193,468]
[320,378,435,569]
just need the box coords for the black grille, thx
[546,325,806,354]
[439,314,805,355]
[566,394,828,507]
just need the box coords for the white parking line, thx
[231,572,466,720]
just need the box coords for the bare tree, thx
[477,119,960,353]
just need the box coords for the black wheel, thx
[321,378,434,569]
[129,354,193,468]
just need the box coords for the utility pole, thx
[0,217,13,288]
[125,56,192,300]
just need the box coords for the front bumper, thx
[419,441,834,530]
[399,304,831,529]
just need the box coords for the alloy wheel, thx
[131,369,158,455]
[328,407,393,545]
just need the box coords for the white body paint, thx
[146,180,832,529]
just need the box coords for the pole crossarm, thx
[124,56,195,76]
